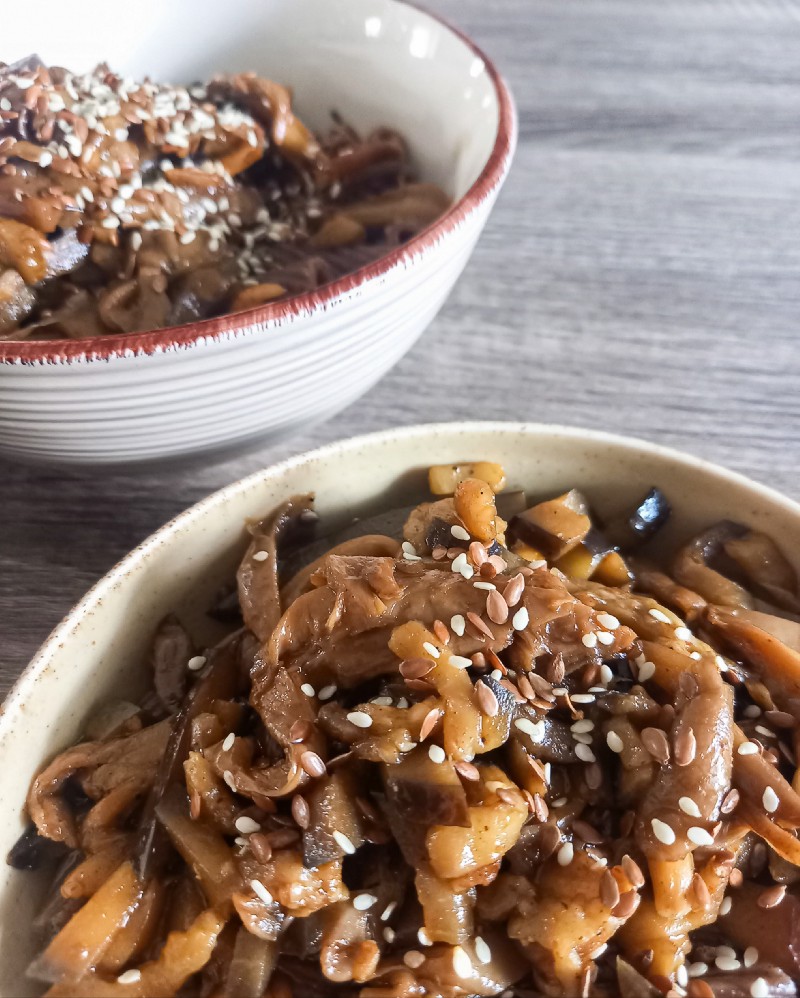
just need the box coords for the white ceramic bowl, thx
[0,0,515,465]
[2,421,800,993]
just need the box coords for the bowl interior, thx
[8,0,500,199]
[3,423,799,993]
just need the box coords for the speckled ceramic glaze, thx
[0,0,515,464]
[2,421,800,993]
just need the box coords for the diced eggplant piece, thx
[382,751,470,865]
[509,490,592,561]
[303,770,365,867]
[7,823,64,871]
[495,489,528,521]
[604,488,671,550]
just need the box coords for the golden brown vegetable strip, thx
[45,908,226,997]
[98,880,165,974]
[60,839,129,900]
[155,786,239,911]
[237,495,315,643]
[636,652,733,861]
[707,606,800,714]
[281,534,400,606]
[31,861,141,984]
[223,929,277,997]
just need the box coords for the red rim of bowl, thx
[0,1,516,366]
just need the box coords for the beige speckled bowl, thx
[2,421,800,992]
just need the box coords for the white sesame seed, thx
[512,607,529,630]
[606,730,624,753]
[743,705,761,718]
[451,614,466,636]
[715,655,728,672]
[750,979,768,998]
[474,936,491,964]
[0,98,10,111]
[600,664,614,685]
[422,642,440,659]
[101,215,120,229]
[234,836,248,847]
[638,661,656,682]
[716,955,740,972]
[737,741,759,755]
[428,745,446,764]
[678,796,701,817]
[597,612,620,630]
[687,826,714,847]
[744,947,758,968]
[235,816,261,835]
[649,608,671,624]
[651,818,676,845]
[597,631,615,645]
[383,926,396,943]
[353,893,377,911]
[252,550,268,562]
[763,786,779,813]
[473,581,496,591]
[117,970,142,985]
[550,797,567,807]
[755,725,775,738]
[401,541,418,557]
[581,632,598,649]
[319,684,337,701]
[381,902,397,921]
[543,763,552,782]
[397,698,409,709]
[187,655,206,671]
[404,951,425,969]
[674,626,693,641]
[129,231,142,250]
[180,231,196,245]
[514,718,545,742]
[553,687,568,696]
[571,719,595,733]
[449,655,472,669]
[451,553,469,574]
[300,683,316,697]
[676,964,688,987]
[452,946,472,979]
[688,962,708,978]
[571,694,596,704]
[332,830,356,855]
[222,733,235,752]
[38,151,53,168]
[690,651,702,660]
[717,946,737,959]
[575,743,596,763]
[347,711,373,729]
[451,524,470,541]
[223,770,236,791]
[720,896,732,915]
[110,196,126,213]
[250,879,273,905]
[557,842,574,866]
[491,669,503,681]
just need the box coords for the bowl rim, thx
[0,0,517,367]
[4,419,800,732]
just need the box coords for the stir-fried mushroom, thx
[12,469,800,996]
[0,59,451,340]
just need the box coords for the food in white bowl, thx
[3,423,800,996]
[0,0,515,465]
[0,59,450,340]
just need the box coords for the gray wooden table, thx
[1,0,799,695]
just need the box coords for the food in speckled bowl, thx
[2,423,800,995]
[0,0,515,465]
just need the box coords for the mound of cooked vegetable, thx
[0,57,449,340]
[10,462,800,997]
